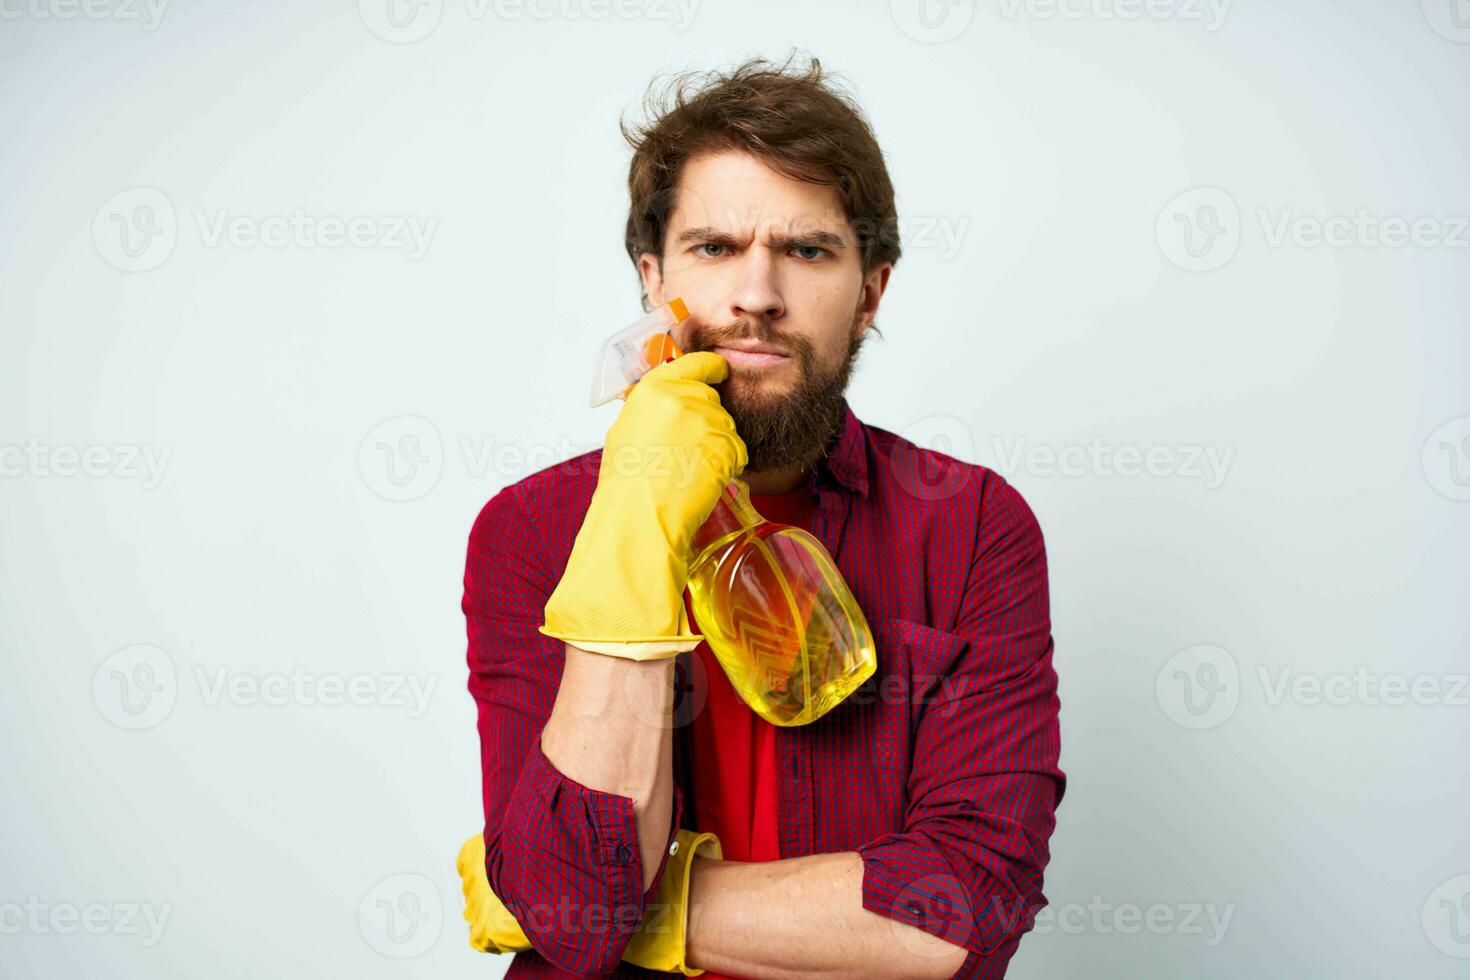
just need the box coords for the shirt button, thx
[617,843,634,863]
[669,840,680,856]
[904,901,924,917]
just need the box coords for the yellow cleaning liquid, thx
[602,300,876,726]
[686,479,876,727]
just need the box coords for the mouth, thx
[714,345,791,369]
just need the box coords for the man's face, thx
[639,149,891,476]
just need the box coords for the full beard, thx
[686,317,871,475]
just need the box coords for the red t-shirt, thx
[684,486,819,871]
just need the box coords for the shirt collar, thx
[809,397,869,498]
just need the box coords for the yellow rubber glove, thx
[539,351,747,661]
[456,827,724,974]
[455,832,532,955]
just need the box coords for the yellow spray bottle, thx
[590,299,876,726]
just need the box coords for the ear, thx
[638,252,666,309]
[853,262,893,338]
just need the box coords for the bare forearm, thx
[539,642,675,892]
[685,852,968,980]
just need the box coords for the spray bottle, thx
[590,299,876,726]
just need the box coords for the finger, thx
[644,350,729,386]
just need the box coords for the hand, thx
[538,351,747,660]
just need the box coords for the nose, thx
[729,247,785,324]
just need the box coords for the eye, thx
[697,243,727,258]
[791,245,829,261]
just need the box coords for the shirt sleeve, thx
[856,476,1065,980]
[464,484,683,976]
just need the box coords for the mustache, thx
[683,317,810,360]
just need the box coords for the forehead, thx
[669,149,850,237]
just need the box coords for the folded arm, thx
[466,485,684,975]
[684,478,1065,980]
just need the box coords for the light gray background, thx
[2,1,1467,976]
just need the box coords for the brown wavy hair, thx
[621,52,901,315]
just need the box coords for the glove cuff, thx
[540,488,699,656]
[623,826,723,975]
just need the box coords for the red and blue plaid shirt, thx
[464,397,1065,978]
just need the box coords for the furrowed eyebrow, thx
[676,226,848,250]
[772,230,847,250]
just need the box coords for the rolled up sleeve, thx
[465,484,682,975]
[857,478,1065,979]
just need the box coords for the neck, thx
[740,465,809,496]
